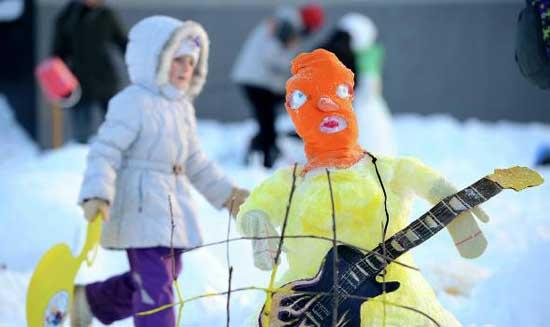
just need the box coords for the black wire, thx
[366,152,391,324]
[366,152,391,240]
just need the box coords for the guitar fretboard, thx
[371,177,501,271]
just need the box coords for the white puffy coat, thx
[79,16,234,249]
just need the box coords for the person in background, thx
[52,0,127,143]
[71,16,248,327]
[319,13,397,155]
[0,0,37,140]
[232,3,324,168]
[516,0,550,165]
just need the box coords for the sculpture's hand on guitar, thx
[429,177,492,258]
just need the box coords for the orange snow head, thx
[286,49,364,173]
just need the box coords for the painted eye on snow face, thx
[336,84,351,100]
[288,90,308,110]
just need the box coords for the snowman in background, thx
[335,13,397,156]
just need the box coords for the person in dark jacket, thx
[516,0,550,89]
[0,0,37,140]
[52,0,127,143]
[516,0,550,165]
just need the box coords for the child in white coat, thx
[71,16,248,327]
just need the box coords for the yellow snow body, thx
[237,156,461,327]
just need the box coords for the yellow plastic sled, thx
[26,215,102,327]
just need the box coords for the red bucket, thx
[35,57,81,108]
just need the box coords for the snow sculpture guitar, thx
[259,167,543,327]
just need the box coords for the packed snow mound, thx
[1,114,550,326]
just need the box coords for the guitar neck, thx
[354,177,503,275]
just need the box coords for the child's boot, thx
[70,285,93,327]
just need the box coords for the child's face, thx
[169,55,195,90]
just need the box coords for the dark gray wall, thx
[37,1,550,147]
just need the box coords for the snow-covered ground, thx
[1,97,549,326]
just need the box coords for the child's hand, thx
[81,198,110,222]
[223,187,249,217]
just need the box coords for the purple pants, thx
[85,247,182,326]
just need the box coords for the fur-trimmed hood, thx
[125,16,209,98]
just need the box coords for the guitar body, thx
[259,245,398,327]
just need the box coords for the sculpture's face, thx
[285,49,358,155]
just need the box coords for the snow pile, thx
[1,113,550,326]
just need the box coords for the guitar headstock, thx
[487,166,544,191]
